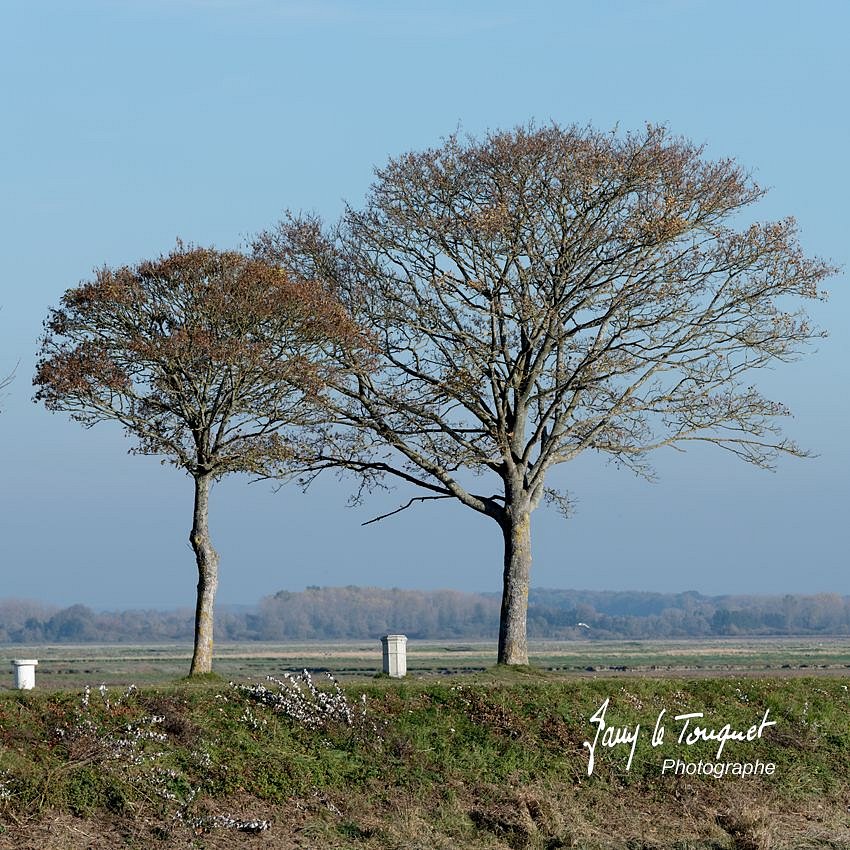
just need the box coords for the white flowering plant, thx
[231,671,368,732]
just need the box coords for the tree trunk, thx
[189,473,219,675]
[497,497,532,665]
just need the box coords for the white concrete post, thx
[380,634,407,677]
[12,659,38,690]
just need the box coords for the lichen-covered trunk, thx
[189,473,219,676]
[497,497,532,666]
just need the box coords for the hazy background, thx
[0,0,847,609]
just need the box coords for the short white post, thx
[380,634,407,678]
[12,659,38,690]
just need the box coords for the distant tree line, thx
[0,600,195,644]
[523,589,850,638]
[1,588,849,644]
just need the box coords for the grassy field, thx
[3,637,850,690]
[1,641,849,848]
[1,667,849,849]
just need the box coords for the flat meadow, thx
[2,637,850,689]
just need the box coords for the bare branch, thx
[0,360,17,413]
[361,495,454,526]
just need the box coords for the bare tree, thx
[34,245,357,674]
[258,124,835,666]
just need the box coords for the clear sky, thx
[0,0,847,609]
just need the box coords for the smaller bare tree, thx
[34,245,357,674]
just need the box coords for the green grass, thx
[1,672,849,848]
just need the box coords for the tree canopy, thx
[34,244,358,673]
[258,123,835,664]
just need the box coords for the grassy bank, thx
[1,670,848,848]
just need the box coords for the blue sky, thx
[0,0,847,609]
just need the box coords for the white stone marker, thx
[12,659,38,690]
[380,634,407,678]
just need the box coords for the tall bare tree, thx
[34,245,357,674]
[258,124,835,666]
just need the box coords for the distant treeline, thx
[1,587,849,643]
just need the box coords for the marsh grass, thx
[0,674,848,848]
